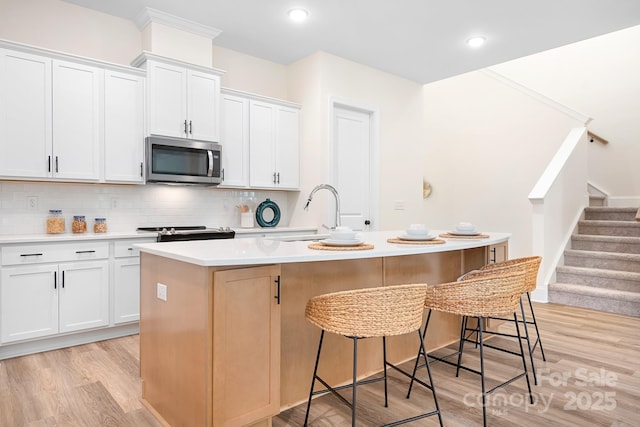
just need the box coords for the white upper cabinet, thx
[220,92,250,187]
[140,55,222,142]
[52,60,102,180]
[104,70,144,183]
[0,41,145,183]
[0,48,52,178]
[249,100,300,190]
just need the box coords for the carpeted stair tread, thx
[556,266,640,292]
[549,282,640,301]
[549,284,640,317]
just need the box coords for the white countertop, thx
[0,231,158,244]
[136,230,511,267]
[0,226,317,245]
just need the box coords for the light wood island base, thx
[140,245,494,426]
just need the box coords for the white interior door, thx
[332,105,373,231]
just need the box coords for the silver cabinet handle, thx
[184,120,188,135]
[55,156,59,173]
[189,120,193,134]
[75,250,96,254]
[273,172,277,184]
[277,172,280,184]
[20,253,43,257]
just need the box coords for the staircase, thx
[549,207,640,317]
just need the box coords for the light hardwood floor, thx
[1,303,638,426]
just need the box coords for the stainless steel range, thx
[137,226,235,242]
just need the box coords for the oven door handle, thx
[207,150,214,177]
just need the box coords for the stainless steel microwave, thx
[145,136,222,185]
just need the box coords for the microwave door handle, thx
[207,150,214,177]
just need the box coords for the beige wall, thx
[287,52,425,229]
[491,25,640,203]
[0,0,141,66]
[422,71,586,257]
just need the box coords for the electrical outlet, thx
[157,283,167,301]
[27,196,38,211]
[393,200,405,211]
[111,197,118,209]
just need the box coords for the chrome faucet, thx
[304,184,341,229]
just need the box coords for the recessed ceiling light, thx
[288,8,309,22]
[466,36,486,48]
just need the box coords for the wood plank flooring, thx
[0,302,638,426]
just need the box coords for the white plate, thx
[398,234,436,241]
[321,238,364,246]
[449,230,481,236]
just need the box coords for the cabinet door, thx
[249,100,276,188]
[275,105,300,189]
[104,70,144,183]
[0,264,58,343]
[113,258,141,324]
[0,49,52,178]
[52,60,102,180]
[212,265,281,426]
[58,260,109,333]
[147,60,187,138]
[187,70,219,142]
[220,93,249,187]
[487,242,509,264]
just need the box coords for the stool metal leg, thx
[407,309,432,397]
[383,336,389,407]
[527,292,547,361]
[456,316,468,378]
[351,337,358,427]
[519,297,537,385]
[513,312,534,402]
[304,330,325,426]
[478,317,487,427]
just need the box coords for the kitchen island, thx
[137,230,509,427]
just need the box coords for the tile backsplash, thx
[0,181,292,235]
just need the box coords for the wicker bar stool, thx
[303,284,443,427]
[407,270,532,427]
[460,256,545,384]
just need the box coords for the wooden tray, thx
[387,238,446,245]
[308,242,374,251]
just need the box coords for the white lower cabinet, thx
[0,264,58,343]
[112,239,152,324]
[0,259,108,343]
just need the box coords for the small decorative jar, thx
[72,215,87,234]
[94,218,108,233]
[46,210,65,234]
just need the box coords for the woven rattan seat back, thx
[305,284,428,338]
[425,270,526,317]
[477,256,541,293]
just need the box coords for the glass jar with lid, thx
[46,210,65,234]
[72,215,87,233]
[94,218,108,233]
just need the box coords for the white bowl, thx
[455,222,476,232]
[406,224,429,236]
[330,227,356,241]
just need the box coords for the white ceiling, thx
[62,0,640,84]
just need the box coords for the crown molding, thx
[135,7,222,40]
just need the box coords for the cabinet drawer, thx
[1,242,109,266]
[114,239,155,258]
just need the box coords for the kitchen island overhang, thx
[137,230,510,427]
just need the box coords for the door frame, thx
[328,96,380,231]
